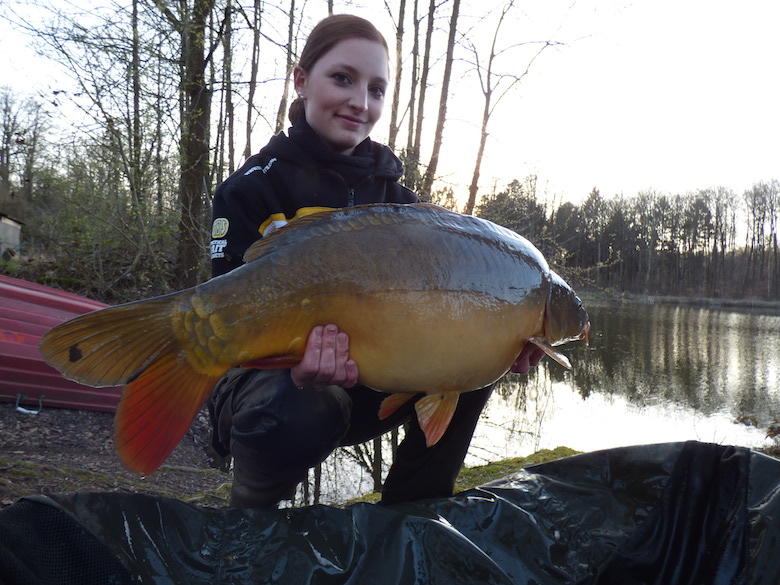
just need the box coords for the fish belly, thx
[277,289,546,394]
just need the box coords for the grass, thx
[0,457,232,507]
[347,446,581,505]
[2,447,585,508]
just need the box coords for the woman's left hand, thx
[509,342,545,374]
[291,324,359,390]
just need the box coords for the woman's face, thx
[294,37,389,155]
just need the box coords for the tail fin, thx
[115,352,223,475]
[39,293,184,386]
[39,291,228,474]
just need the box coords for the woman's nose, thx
[348,86,368,112]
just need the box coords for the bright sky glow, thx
[463,0,780,203]
[1,0,778,205]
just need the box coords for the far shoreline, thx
[580,290,780,312]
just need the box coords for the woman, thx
[208,14,542,508]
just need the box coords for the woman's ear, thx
[293,66,306,98]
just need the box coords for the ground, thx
[0,402,232,508]
[5,400,775,511]
[0,401,581,511]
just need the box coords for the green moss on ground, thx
[347,446,581,506]
[0,457,231,507]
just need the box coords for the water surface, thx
[306,299,780,504]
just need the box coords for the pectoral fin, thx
[378,393,416,419]
[528,336,571,369]
[414,393,459,447]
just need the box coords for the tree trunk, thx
[405,0,420,152]
[130,0,143,211]
[371,436,383,492]
[243,0,262,160]
[224,0,235,175]
[421,0,460,197]
[275,0,295,134]
[155,62,164,213]
[412,0,435,178]
[176,0,216,288]
[387,0,406,151]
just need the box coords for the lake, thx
[303,298,780,504]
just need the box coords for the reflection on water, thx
[303,300,780,505]
[470,299,780,465]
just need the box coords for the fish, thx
[39,203,590,476]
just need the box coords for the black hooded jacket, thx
[210,120,418,277]
[207,121,487,506]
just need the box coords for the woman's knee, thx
[224,370,352,471]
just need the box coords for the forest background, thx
[0,0,778,304]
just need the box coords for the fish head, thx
[526,271,589,370]
[544,271,590,346]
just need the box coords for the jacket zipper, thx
[325,169,374,208]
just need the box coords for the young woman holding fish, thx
[207,14,543,507]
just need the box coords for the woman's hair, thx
[288,14,390,125]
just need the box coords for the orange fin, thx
[241,355,300,369]
[529,336,572,369]
[378,393,416,419]
[414,393,460,447]
[114,352,226,476]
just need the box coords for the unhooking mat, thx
[1,441,779,584]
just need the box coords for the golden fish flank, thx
[172,295,229,374]
[39,203,590,476]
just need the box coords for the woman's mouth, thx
[337,114,365,128]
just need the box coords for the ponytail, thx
[288,96,305,125]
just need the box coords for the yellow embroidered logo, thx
[212,218,229,238]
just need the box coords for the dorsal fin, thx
[243,207,341,263]
[242,203,450,264]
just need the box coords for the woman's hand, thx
[509,342,545,374]
[291,324,359,390]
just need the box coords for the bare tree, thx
[242,0,263,160]
[462,2,554,214]
[411,0,436,190]
[413,0,444,195]
[405,0,421,152]
[154,0,220,287]
[224,0,236,175]
[0,90,47,202]
[275,0,296,134]
[386,0,407,150]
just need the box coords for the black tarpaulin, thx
[1,441,779,584]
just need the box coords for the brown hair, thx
[288,14,390,125]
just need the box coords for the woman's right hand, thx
[291,324,359,390]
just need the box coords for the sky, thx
[470,0,780,203]
[1,0,778,206]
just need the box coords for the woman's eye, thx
[332,73,350,84]
[370,86,385,99]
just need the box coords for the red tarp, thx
[0,274,121,412]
